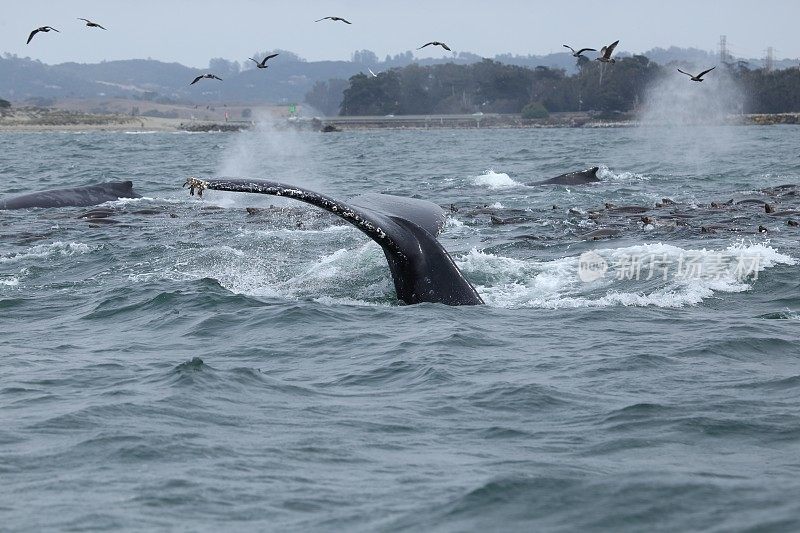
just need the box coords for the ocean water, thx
[1,123,799,531]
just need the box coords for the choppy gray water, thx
[1,123,799,531]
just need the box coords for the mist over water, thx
[640,68,744,126]
[636,68,747,174]
[216,110,325,192]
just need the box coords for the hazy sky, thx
[2,0,798,68]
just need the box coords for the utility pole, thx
[719,35,729,64]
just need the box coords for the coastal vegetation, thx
[1,48,798,120]
[336,57,800,116]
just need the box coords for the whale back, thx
[531,166,600,186]
[0,181,140,209]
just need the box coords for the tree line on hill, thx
[308,56,800,117]
[1,47,797,116]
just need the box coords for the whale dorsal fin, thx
[184,178,483,306]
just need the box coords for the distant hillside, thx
[1,47,797,109]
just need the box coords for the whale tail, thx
[184,178,483,306]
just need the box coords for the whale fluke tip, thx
[183,177,208,197]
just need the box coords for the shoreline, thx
[0,112,798,133]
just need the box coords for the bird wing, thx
[212,75,223,80]
[315,17,331,22]
[337,17,352,24]
[417,42,433,49]
[563,44,576,54]
[677,69,692,77]
[697,66,716,78]
[576,48,596,55]
[78,18,90,23]
[249,57,258,63]
[605,40,619,56]
[190,76,203,85]
[264,53,279,61]
[440,43,451,51]
[27,29,39,44]
[96,24,107,30]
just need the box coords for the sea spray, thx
[637,66,746,174]
[216,109,325,192]
[473,170,522,189]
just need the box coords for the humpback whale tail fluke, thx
[183,177,483,306]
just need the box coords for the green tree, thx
[521,101,549,119]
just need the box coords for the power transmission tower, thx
[719,35,729,64]
[765,47,774,72]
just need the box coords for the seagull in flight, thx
[368,68,378,77]
[418,41,451,52]
[315,16,351,24]
[249,53,279,69]
[27,26,59,44]
[595,40,619,63]
[677,66,716,82]
[78,18,107,30]
[190,74,223,85]
[563,44,596,58]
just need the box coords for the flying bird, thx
[315,16,351,24]
[368,68,378,77]
[595,40,620,63]
[677,66,716,82]
[190,74,223,85]
[418,41,451,52]
[249,53,279,69]
[78,18,107,30]
[26,26,59,44]
[563,44,596,58]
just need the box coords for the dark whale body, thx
[185,177,483,306]
[531,167,601,186]
[0,181,140,210]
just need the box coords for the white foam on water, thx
[165,237,392,305]
[597,164,650,182]
[0,242,94,264]
[473,170,522,189]
[457,241,795,309]
[105,197,152,207]
[238,225,353,239]
[0,277,20,287]
[445,216,465,228]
